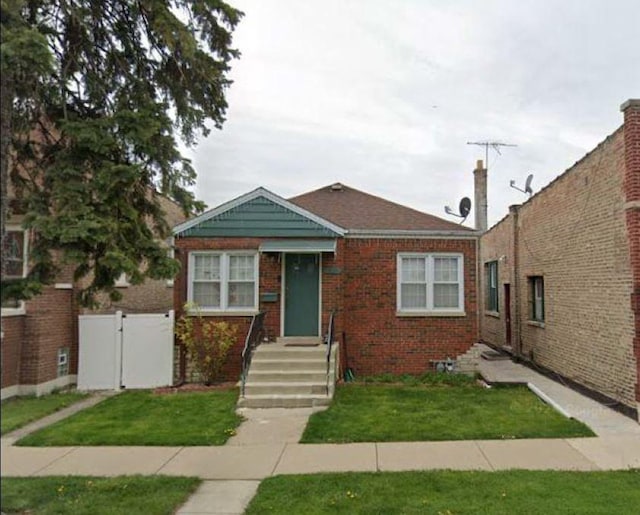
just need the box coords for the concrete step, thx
[275,336,323,345]
[246,370,327,382]
[238,394,331,408]
[249,359,327,372]
[244,381,327,396]
[253,347,327,360]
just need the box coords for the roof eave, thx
[345,229,480,239]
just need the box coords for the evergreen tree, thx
[1,0,242,306]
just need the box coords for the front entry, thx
[284,253,320,336]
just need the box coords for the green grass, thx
[1,391,88,435]
[17,389,242,446]
[245,470,640,514]
[301,383,594,443]
[1,476,200,515]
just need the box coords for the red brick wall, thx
[342,238,477,376]
[481,121,638,410]
[621,100,640,404]
[174,237,283,381]
[175,236,478,380]
[20,287,78,385]
[1,316,25,388]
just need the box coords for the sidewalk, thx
[2,360,639,514]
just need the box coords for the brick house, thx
[479,99,640,421]
[173,183,479,383]
[1,194,186,400]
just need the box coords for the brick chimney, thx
[474,159,488,232]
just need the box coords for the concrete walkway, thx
[479,357,640,436]
[2,360,640,514]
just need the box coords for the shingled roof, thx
[289,183,473,232]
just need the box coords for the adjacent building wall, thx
[1,194,185,399]
[480,102,640,416]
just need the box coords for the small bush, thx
[175,304,238,385]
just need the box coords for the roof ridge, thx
[290,183,472,231]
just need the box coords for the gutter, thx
[346,229,480,239]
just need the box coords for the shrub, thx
[175,304,238,385]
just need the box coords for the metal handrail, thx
[241,311,266,397]
[325,310,335,395]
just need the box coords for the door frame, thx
[280,252,323,337]
[504,283,512,347]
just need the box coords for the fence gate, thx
[78,311,174,390]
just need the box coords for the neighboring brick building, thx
[479,99,640,421]
[173,184,478,381]
[1,194,186,399]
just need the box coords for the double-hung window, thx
[397,253,464,314]
[529,276,544,323]
[188,252,258,311]
[486,261,499,312]
[1,228,28,312]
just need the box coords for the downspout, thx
[510,204,522,357]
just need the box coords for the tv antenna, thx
[510,173,534,196]
[467,141,517,170]
[444,197,472,224]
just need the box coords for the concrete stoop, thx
[455,342,493,373]
[238,338,339,408]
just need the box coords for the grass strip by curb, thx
[1,476,200,515]
[246,470,640,514]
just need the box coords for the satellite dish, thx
[524,174,534,195]
[510,173,534,197]
[459,197,471,218]
[444,197,472,224]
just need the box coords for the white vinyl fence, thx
[78,311,174,390]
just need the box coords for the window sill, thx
[187,309,259,317]
[396,311,466,318]
[1,306,26,317]
[527,320,545,328]
[484,310,500,318]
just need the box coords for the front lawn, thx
[246,470,640,514]
[301,383,594,443]
[17,389,242,446]
[1,476,200,515]
[1,391,88,435]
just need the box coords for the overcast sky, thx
[186,0,640,228]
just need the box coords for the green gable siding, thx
[179,196,341,238]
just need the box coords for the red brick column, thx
[621,99,640,415]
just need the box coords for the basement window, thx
[57,347,70,377]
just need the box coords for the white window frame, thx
[396,253,465,315]
[187,251,259,313]
[1,226,29,316]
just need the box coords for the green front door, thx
[284,253,320,336]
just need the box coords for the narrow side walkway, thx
[479,358,640,436]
